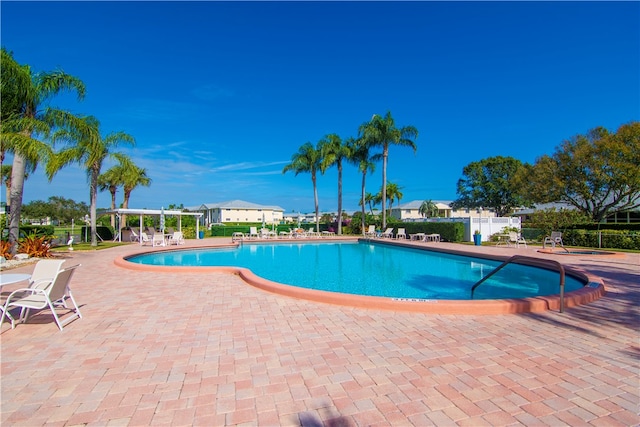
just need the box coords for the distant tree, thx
[362,192,378,215]
[378,181,403,217]
[47,116,134,246]
[319,133,351,235]
[98,153,131,228]
[452,156,528,217]
[527,207,591,236]
[347,136,376,233]
[419,200,439,218]
[359,111,418,229]
[121,161,151,227]
[0,48,85,254]
[520,122,640,222]
[22,196,88,225]
[283,141,323,233]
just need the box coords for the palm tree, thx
[319,134,351,235]
[47,115,134,246]
[283,142,322,233]
[419,200,439,218]
[121,161,151,227]
[347,136,376,233]
[359,111,418,229]
[0,48,86,254]
[384,181,403,217]
[98,153,131,228]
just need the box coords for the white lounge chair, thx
[169,231,185,245]
[140,232,152,245]
[248,227,259,239]
[129,227,140,242]
[395,228,407,240]
[544,231,564,248]
[509,232,527,248]
[381,228,394,238]
[1,264,83,331]
[152,234,165,247]
[28,259,66,290]
[307,227,320,238]
[364,225,376,238]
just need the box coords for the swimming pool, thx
[126,241,585,300]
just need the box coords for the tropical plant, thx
[319,133,351,235]
[283,141,323,233]
[520,122,640,222]
[121,161,151,226]
[47,115,134,246]
[0,240,11,259]
[17,234,53,258]
[0,48,85,254]
[452,156,528,217]
[359,111,418,229]
[419,199,439,218]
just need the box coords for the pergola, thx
[100,208,204,244]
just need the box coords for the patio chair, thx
[381,228,394,238]
[169,231,185,245]
[29,259,66,290]
[543,231,564,248]
[129,227,141,242]
[509,232,527,248]
[364,225,376,238]
[1,264,83,331]
[152,233,166,247]
[140,232,152,245]
[248,227,259,239]
[395,228,407,240]
[307,227,320,238]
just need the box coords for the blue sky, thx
[2,1,638,214]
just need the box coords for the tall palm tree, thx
[359,111,418,229]
[0,48,86,254]
[347,136,376,233]
[121,161,151,227]
[283,142,322,233]
[47,115,134,246]
[319,134,351,235]
[98,153,132,228]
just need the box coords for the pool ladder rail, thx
[471,255,566,312]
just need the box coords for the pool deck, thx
[1,237,638,426]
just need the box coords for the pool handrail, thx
[471,255,566,312]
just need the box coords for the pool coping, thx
[113,240,606,315]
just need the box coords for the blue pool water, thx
[127,242,584,300]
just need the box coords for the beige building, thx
[390,200,496,221]
[185,200,284,226]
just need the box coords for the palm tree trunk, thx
[8,154,26,256]
[337,160,343,235]
[109,186,117,228]
[361,171,366,234]
[312,173,319,233]
[90,168,99,247]
[122,190,131,228]
[381,148,388,229]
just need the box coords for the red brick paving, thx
[1,238,638,426]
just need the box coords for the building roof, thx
[185,200,284,212]
[395,200,453,210]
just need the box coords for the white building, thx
[390,200,497,221]
[185,200,284,225]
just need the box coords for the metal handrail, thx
[471,255,566,312]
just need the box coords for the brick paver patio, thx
[1,238,638,426]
